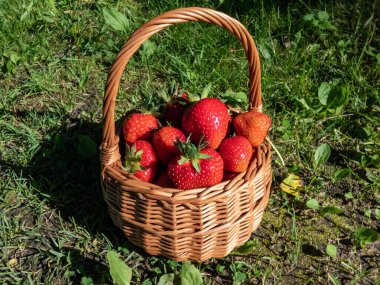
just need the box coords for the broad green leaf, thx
[280,174,304,196]
[181,262,203,285]
[318,11,329,21]
[77,135,97,159]
[103,7,129,32]
[318,82,332,106]
[326,244,337,258]
[158,273,175,285]
[320,206,343,217]
[314,143,331,167]
[143,280,153,285]
[234,241,255,254]
[306,199,320,210]
[107,251,132,285]
[303,14,314,21]
[354,228,379,247]
[329,86,347,110]
[334,168,351,181]
[318,82,347,110]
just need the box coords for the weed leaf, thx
[106,251,132,285]
[318,11,329,21]
[326,244,337,258]
[181,262,203,285]
[354,228,379,247]
[158,273,175,285]
[314,143,330,167]
[77,135,97,159]
[303,14,314,21]
[81,277,94,285]
[334,168,351,181]
[201,83,212,99]
[20,1,33,21]
[141,40,156,62]
[306,199,320,210]
[320,206,343,217]
[103,7,129,32]
[234,241,255,254]
[221,90,248,110]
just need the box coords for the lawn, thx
[0,0,379,284]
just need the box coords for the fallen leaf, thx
[280,174,304,196]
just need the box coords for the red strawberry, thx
[233,112,271,147]
[223,171,238,181]
[123,140,158,182]
[218,136,254,173]
[164,93,190,127]
[123,113,159,145]
[167,138,223,190]
[152,126,186,165]
[155,171,174,188]
[182,98,230,149]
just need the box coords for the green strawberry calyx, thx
[175,135,211,173]
[123,144,145,173]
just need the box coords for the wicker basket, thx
[100,7,272,262]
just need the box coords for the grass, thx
[0,0,379,284]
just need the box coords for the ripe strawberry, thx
[155,171,174,188]
[218,136,254,173]
[164,93,190,127]
[167,137,223,190]
[223,171,237,181]
[182,98,230,149]
[123,113,159,145]
[233,112,271,147]
[152,126,186,165]
[123,140,158,182]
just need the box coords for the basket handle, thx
[102,7,262,149]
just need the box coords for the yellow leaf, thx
[280,174,304,196]
[8,258,17,267]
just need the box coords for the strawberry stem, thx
[175,135,211,173]
[122,144,145,173]
[266,137,285,167]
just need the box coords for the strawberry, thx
[167,137,223,190]
[123,113,159,145]
[223,171,238,181]
[218,136,254,173]
[152,126,186,165]
[182,98,230,149]
[155,171,174,188]
[233,112,271,147]
[123,140,158,182]
[164,93,190,127]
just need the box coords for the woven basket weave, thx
[100,7,272,262]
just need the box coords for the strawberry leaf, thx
[191,158,201,173]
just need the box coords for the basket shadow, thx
[20,117,128,243]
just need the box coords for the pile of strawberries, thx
[122,94,271,190]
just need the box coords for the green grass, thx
[1,0,379,284]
